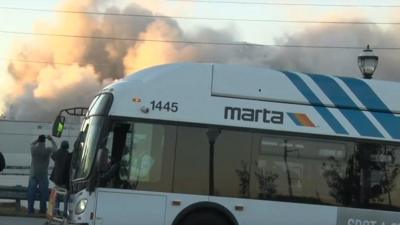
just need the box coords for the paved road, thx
[0,216,47,225]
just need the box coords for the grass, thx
[0,202,46,218]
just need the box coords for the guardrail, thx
[0,185,48,211]
[0,166,55,211]
[1,165,53,176]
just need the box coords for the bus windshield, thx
[71,116,106,180]
[71,93,113,180]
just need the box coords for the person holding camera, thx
[27,134,57,214]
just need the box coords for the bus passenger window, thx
[173,126,209,195]
[173,126,253,197]
[214,130,252,198]
[250,134,351,206]
[116,122,175,192]
[354,143,400,210]
[120,123,163,183]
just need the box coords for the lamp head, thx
[358,45,378,79]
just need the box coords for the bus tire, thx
[179,211,231,225]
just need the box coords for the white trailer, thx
[0,120,79,186]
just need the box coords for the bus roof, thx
[104,63,400,142]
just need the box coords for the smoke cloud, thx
[267,24,400,80]
[1,0,400,121]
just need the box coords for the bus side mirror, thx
[52,115,66,137]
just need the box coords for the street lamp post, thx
[207,128,220,196]
[358,45,379,79]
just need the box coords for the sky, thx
[1,0,399,48]
[0,0,399,121]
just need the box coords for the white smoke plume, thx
[2,0,400,121]
[267,24,400,80]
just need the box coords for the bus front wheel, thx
[179,211,231,225]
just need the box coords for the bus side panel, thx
[95,189,167,225]
[209,196,338,225]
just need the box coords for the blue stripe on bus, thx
[308,73,383,138]
[281,71,348,135]
[339,77,400,139]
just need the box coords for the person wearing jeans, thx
[27,135,56,214]
[27,176,49,213]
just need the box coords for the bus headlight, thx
[75,198,88,215]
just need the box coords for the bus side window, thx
[250,134,350,206]
[173,126,253,197]
[118,122,175,192]
[214,130,252,198]
[173,126,209,195]
[354,143,400,209]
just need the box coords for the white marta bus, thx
[51,63,400,225]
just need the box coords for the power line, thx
[1,30,258,46]
[0,6,399,25]
[1,58,133,70]
[1,58,166,75]
[2,30,400,50]
[167,0,400,8]
[2,58,72,66]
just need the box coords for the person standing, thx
[50,140,71,189]
[50,140,71,216]
[27,134,57,214]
